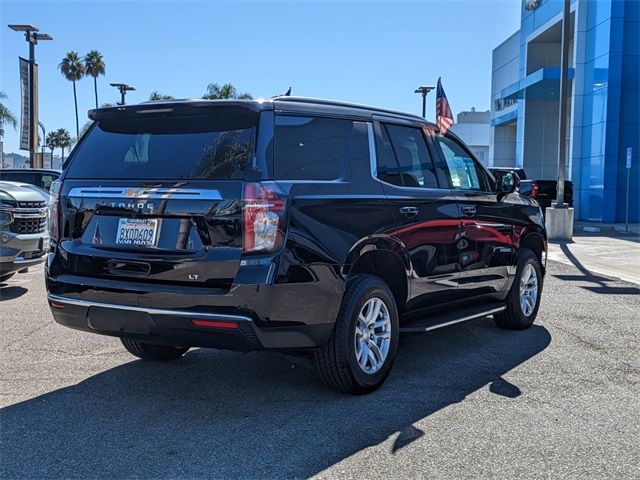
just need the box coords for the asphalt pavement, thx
[1,261,639,479]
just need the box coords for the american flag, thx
[436,77,454,134]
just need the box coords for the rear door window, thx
[65,107,257,179]
[376,123,439,188]
[273,116,352,180]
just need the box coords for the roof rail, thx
[273,96,426,122]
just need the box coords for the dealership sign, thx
[19,57,30,150]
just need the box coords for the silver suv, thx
[0,181,49,282]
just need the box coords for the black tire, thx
[0,273,15,283]
[314,275,399,394]
[120,338,189,361]
[494,248,543,330]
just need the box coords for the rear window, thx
[65,107,257,179]
[273,116,353,180]
[0,171,36,185]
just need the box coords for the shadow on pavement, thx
[0,285,28,302]
[0,319,551,479]
[554,243,639,295]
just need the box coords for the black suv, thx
[46,97,546,394]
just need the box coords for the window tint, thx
[65,107,257,179]
[435,136,488,191]
[348,122,370,169]
[375,126,404,186]
[378,124,438,188]
[0,171,36,185]
[40,174,57,191]
[274,116,352,180]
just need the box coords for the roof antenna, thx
[272,87,292,99]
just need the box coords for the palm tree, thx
[45,131,58,158]
[0,91,17,139]
[59,52,85,137]
[203,83,252,100]
[84,50,105,109]
[55,128,72,162]
[149,91,175,101]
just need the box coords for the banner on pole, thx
[19,57,30,151]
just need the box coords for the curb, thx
[574,222,640,235]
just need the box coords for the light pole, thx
[547,0,574,240]
[555,0,570,209]
[110,83,135,105]
[414,85,435,118]
[38,121,46,165]
[8,24,53,169]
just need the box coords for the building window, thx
[494,98,517,112]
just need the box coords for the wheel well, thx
[349,250,408,314]
[521,233,545,270]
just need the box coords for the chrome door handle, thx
[461,205,476,216]
[399,206,419,217]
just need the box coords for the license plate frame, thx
[115,218,160,248]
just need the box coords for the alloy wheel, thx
[354,297,392,374]
[519,263,539,317]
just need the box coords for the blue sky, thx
[1,0,521,154]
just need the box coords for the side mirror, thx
[497,171,520,196]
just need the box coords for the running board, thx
[399,303,506,333]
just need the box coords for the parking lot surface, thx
[1,261,639,479]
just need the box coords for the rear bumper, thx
[47,293,335,351]
[45,262,343,351]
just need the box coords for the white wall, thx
[451,122,491,165]
[492,123,517,167]
[490,30,520,166]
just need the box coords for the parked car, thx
[45,98,547,394]
[519,179,574,210]
[0,181,50,282]
[487,167,573,210]
[0,168,60,194]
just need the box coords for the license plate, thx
[116,218,160,247]
[41,237,50,251]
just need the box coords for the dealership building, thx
[489,0,639,222]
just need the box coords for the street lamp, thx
[8,24,53,169]
[38,121,46,164]
[110,83,136,105]
[414,85,435,118]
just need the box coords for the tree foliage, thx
[53,128,72,160]
[0,91,17,139]
[59,52,85,82]
[203,83,252,100]
[84,50,105,78]
[59,51,85,137]
[85,50,106,109]
[149,91,175,101]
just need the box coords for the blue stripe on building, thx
[490,0,639,222]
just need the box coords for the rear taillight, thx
[530,181,539,198]
[242,182,286,253]
[48,180,62,241]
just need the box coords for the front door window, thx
[435,136,488,192]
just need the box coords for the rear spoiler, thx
[88,99,273,121]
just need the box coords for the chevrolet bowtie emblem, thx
[124,188,143,198]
